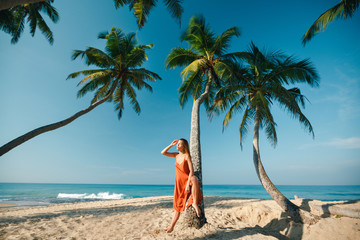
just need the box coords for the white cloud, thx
[323,137,360,149]
[299,137,360,149]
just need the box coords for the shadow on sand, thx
[0,198,173,227]
[187,198,317,240]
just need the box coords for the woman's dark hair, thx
[179,138,190,153]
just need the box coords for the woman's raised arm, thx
[161,140,178,157]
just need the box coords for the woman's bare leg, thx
[167,211,180,233]
[190,176,201,217]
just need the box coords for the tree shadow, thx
[0,198,173,227]
[187,213,303,240]
[317,200,359,218]
[187,198,314,240]
[204,196,267,209]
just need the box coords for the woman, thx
[161,139,202,233]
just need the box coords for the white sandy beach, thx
[0,196,359,239]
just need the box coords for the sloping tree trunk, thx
[0,80,118,157]
[0,0,47,10]
[252,110,303,222]
[184,77,212,228]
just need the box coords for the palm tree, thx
[166,15,241,227]
[0,0,59,44]
[0,27,161,157]
[302,0,359,45]
[210,42,319,222]
[114,0,183,29]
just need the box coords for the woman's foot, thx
[166,226,174,233]
[192,203,201,217]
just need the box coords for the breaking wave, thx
[57,192,125,200]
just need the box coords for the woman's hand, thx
[170,140,178,147]
[185,184,190,194]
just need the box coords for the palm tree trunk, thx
[0,80,118,157]
[0,0,47,10]
[253,110,302,222]
[185,77,212,228]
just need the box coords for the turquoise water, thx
[0,183,359,206]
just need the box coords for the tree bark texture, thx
[0,0,48,10]
[185,77,212,228]
[252,110,303,222]
[0,80,119,157]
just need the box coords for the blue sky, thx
[0,0,359,185]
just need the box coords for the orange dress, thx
[173,159,202,212]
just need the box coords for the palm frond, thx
[166,47,200,69]
[114,80,126,119]
[0,9,15,34]
[98,27,125,59]
[35,10,54,44]
[212,26,241,56]
[40,1,59,23]
[163,0,183,25]
[180,58,207,81]
[181,14,215,55]
[126,44,154,68]
[130,68,161,87]
[76,70,112,87]
[10,8,26,43]
[77,78,109,99]
[178,70,203,108]
[271,84,314,138]
[238,106,254,150]
[66,69,108,80]
[302,0,360,45]
[71,47,115,68]
[265,56,320,87]
[113,0,131,9]
[133,0,156,29]
[287,87,309,108]
[91,81,112,104]
[125,81,141,114]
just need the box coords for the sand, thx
[0,196,359,239]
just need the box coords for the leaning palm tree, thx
[210,42,319,222]
[114,0,183,29]
[302,0,359,45]
[0,0,59,44]
[0,27,161,157]
[166,15,241,227]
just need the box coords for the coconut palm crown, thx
[166,14,241,109]
[67,27,161,119]
[211,42,319,148]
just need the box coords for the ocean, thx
[0,183,359,207]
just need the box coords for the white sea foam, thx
[57,192,125,200]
